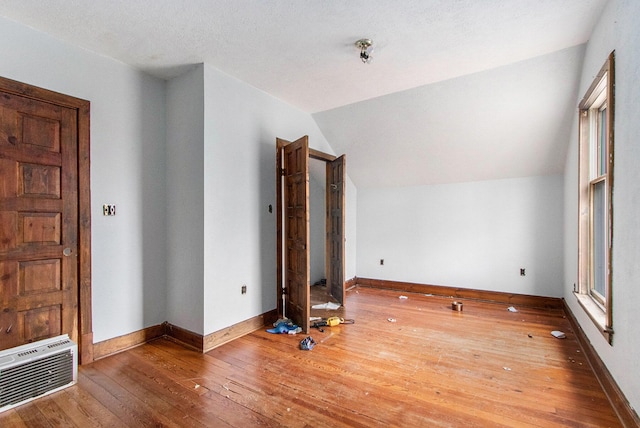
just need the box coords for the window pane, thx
[592,180,606,299]
[599,107,607,175]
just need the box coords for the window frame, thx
[576,51,615,345]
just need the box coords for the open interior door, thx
[277,136,310,332]
[326,155,346,304]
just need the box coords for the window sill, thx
[574,292,613,345]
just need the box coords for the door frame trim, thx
[0,76,93,363]
[276,138,285,318]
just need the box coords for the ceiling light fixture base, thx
[355,38,373,50]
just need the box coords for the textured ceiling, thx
[0,0,608,187]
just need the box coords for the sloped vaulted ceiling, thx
[313,45,586,187]
[0,0,608,187]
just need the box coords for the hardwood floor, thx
[0,287,624,427]
[310,283,347,320]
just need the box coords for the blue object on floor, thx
[266,321,298,334]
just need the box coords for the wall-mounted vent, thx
[0,335,77,413]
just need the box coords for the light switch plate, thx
[103,204,116,216]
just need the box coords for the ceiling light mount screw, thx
[355,38,373,64]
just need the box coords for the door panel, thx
[282,136,310,332]
[327,155,346,304]
[0,90,78,350]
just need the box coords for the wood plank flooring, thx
[0,287,624,427]
[310,283,346,320]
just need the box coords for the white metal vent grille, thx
[0,335,77,412]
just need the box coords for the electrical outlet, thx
[241,285,247,294]
[520,268,526,276]
[103,204,116,216]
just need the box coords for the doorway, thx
[309,158,342,319]
[0,76,93,363]
[276,136,346,332]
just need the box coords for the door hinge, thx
[280,168,286,176]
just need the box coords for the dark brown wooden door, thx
[0,90,78,350]
[281,136,310,332]
[326,155,346,305]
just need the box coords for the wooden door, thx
[278,136,310,332]
[326,155,346,304]
[0,88,79,350]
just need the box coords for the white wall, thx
[563,0,640,413]
[165,65,205,334]
[358,175,564,297]
[0,16,168,342]
[201,64,356,335]
[345,178,357,281]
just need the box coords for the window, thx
[577,52,614,344]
